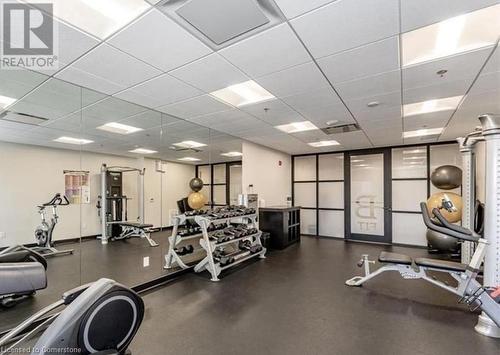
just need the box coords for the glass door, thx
[346,150,392,243]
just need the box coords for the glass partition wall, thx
[0,66,243,332]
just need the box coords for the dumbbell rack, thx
[164,214,203,270]
[194,213,266,281]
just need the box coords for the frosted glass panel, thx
[318,182,344,209]
[392,180,427,212]
[351,154,384,236]
[213,164,226,184]
[294,156,316,181]
[392,147,427,178]
[213,185,226,205]
[319,210,344,238]
[318,154,344,180]
[229,165,242,205]
[301,209,317,235]
[294,183,316,208]
[200,185,211,204]
[198,165,211,184]
[392,213,427,246]
[430,144,461,170]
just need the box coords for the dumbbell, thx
[239,240,263,254]
[174,244,194,256]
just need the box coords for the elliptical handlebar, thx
[420,202,480,243]
[42,193,70,207]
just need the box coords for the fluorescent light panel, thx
[173,141,207,149]
[404,96,463,117]
[25,0,150,39]
[0,95,16,109]
[402,5,500,66]
[178,157,201,162]
[210,80,275,107]
[221,152,243,157]
[308,140,340,147]
[403,128,444,138]
[54,136,93,145]
[97,122,143,135]
[275,121,319,134]
[129,148,157,154]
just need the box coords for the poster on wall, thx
[64,170,90,204]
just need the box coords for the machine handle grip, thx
[432,208,473,236]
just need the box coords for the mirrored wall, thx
[0,67,243,332]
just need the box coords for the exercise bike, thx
[33,193,74,257]
[346,200,500,330]
[0,278,144,355]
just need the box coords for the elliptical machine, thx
[0,278,144,355]
[33,193,74,258]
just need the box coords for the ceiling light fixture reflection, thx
[0,95,17,109]
[24,0,150,39]
[404,96,463,117]
[275,121,319,134]
[402,149,426,154]
[221,151,243,157]
[402,5,500,66]
[173,141,207,149]
[129,148,157,154]
[403,127,444,139]
[178,157,201,162]
[210,80,275,107]
[308,140,340,147]
[54,136,93,145]
[97,122,143,135]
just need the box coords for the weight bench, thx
[346,251,469,295]
[111,222,159,247]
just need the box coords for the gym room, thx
[0,0,499,354]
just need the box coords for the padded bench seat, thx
[378,251,413,265]
[112,222,153,229]
[414,258,467,272]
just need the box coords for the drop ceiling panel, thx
[403,48,493,90]
[291,0,399,58]
[220,23,310,78]
[297,103,354,127]
[273,0,336,19]
[400,0,500,32]
[0,69,48,101]
[403,111,452,131]
[169,53,248,92]
[255,62,329,98]
[336,70,401,101]
[118,111,163,129]
[55,44,162,95]
[82,97,147,122]
[318,36,400,84]
[108,9,212,72]
[403,80,471,104]
[482,45,499,74]
[281,87,344,113]
[114,74,202,108]
[469,72,500,95]
[239,99,303,125]
[344,91,402,115]
[157,95,232,119]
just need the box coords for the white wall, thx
[0,141,194,246]
[242,141,291,207]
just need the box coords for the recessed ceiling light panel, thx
[403,127,444,139]
[0,95,17,109]
[404,96,463,117]
[54,136,93,145]
[129,148,158,154]
[402,5,500,66]
[275,121,319,134]
[221,151,243,157]
[97,122,143,135]
[26,0,150,39]
[308,140,340,147]
[178,157,201,162]
[173,140,207,149]
[210,80,275,107]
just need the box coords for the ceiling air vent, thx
[321,123,361,135]
[158,0,285,50]
[0,111,48,126]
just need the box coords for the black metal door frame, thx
[344,148,392,244]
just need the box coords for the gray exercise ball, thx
[189,177,204,192]
[430,165,462,190]
[426,229,460,253]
